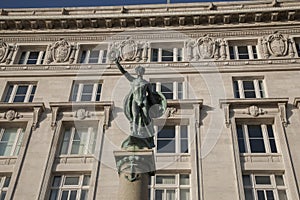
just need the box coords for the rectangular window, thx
[236,124,278,154]
[0,127,24,156]
[70,82,102,102]
[156,125,188,154]
[151,47,183,62]
[79,49,107,64]
[149,174,190,200]
[243,174,287,200]
[229,44,258,60]
[0,176,11,200]
[3,83,36,103]
[60,126,96,155]
[49,174,90,200]
[152,81,183,100]
[233,79,265,98]
[18,51,45,65]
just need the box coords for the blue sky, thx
[0,0,241,9]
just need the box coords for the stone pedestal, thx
[114,149,155,200]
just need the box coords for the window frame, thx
[0,175,11,200]
[3,83,37,103]
[155,125,189,154]
[243,173,287,200]
[233,78,266,98]
[17,47,46,65]
[70,81,102,102]
[236,123,278,154]
[228,40,259,60]
[78,45,108,64]
[151,79,184,100]
[150,42,184,62]
[148,174,191,200]
[49,174,90,200]
[59,125,97,156]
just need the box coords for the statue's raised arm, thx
[115,60,134,82]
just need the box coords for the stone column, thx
[114,149,155,200]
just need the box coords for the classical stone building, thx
[0,0,299,199]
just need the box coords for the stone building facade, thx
[0,0,299,199]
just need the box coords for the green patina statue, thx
[114,59,167,150]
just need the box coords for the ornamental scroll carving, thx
[258,31,294,58]
[109,38,148,62]
[45,38,76,64]
[185,35,227,61]
[0,40,16,64]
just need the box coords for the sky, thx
[0,0,242,9]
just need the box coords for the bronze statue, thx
[114,58,166,149]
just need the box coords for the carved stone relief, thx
[46,38,76,64]
[185,35,227,61]
[0,40,16,64]
[109,38,148,62]
[243,105,267,117]
[259,31,294,58]
[5,110,22,121]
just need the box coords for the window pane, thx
[83,175,90,186]
[155,190,163,200]
[52,176,61,187]
[14,86,28,102]
[278,190,287,200]
[101,50,107,63]
[18,52,26,64]
[237,125,246,153]
[60,130,71,154]
[242,175,251,186]
[243,81,256,98]
[238,46,249,59]
[95,84,102,101]
[180,189,190,200]
[229,46,235,59]
[65,177,79,185]
[177,48,183,61]
[61,191,68,200]
[244,188,253,200]
[156,176,175,184]
[166,190,175,200]
[49,190,58,200]
[81,84,93,101]
[151,49,158,62]
[257,190,265,200]
[233,80,240,98]
[266,190,274,200]
[29,85,36,102]
[180,126,188,153]
[157,126,176,153]
[70,190,77,200]
[259,80,265,98]
[275,175,285,186]
[27,52,39,64]
[80,190,88,200]
[88,50,100,63]
[3,177,10,187]
[70,84,79,101]
[252,46,258,59]
[180,174,190,185]
[4,85,13,102]
[161,83,173,99]
[162,49,173,62]
[248,125,266,153]
[80,51,87,63]
[255,176,271,185]
[178,82,183,99]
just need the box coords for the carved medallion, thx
[196,35,216,59]
[51,39,71,63]
[75,109,87,120]
[5,110,17,121]
[0,40,9,63]
[119,39,138,61]
[267,32,288,57]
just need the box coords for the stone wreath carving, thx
[109,38,149,62]
[185,35,227,61]
[0,40,16,64]
[259,31,295,58]
[45,38,76,64]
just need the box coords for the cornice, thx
[0,1,300,30]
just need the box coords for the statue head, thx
[135,66,145,77]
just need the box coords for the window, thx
[233,79,265,98]
[49,174,90,200]
[0,127,24,156]
[149,174,190,200]
[229,41,258,60]
[79,48,107,64]
[237,124,277,154]
[60,126,96,155]
[151,47,183,62]
[18,51,45,64]
[3,83,36,103]
[0,176,11,200]
[70,82,102,102]
[243,174,287,200]
[156,125,188,154]
[152,81,183,100]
